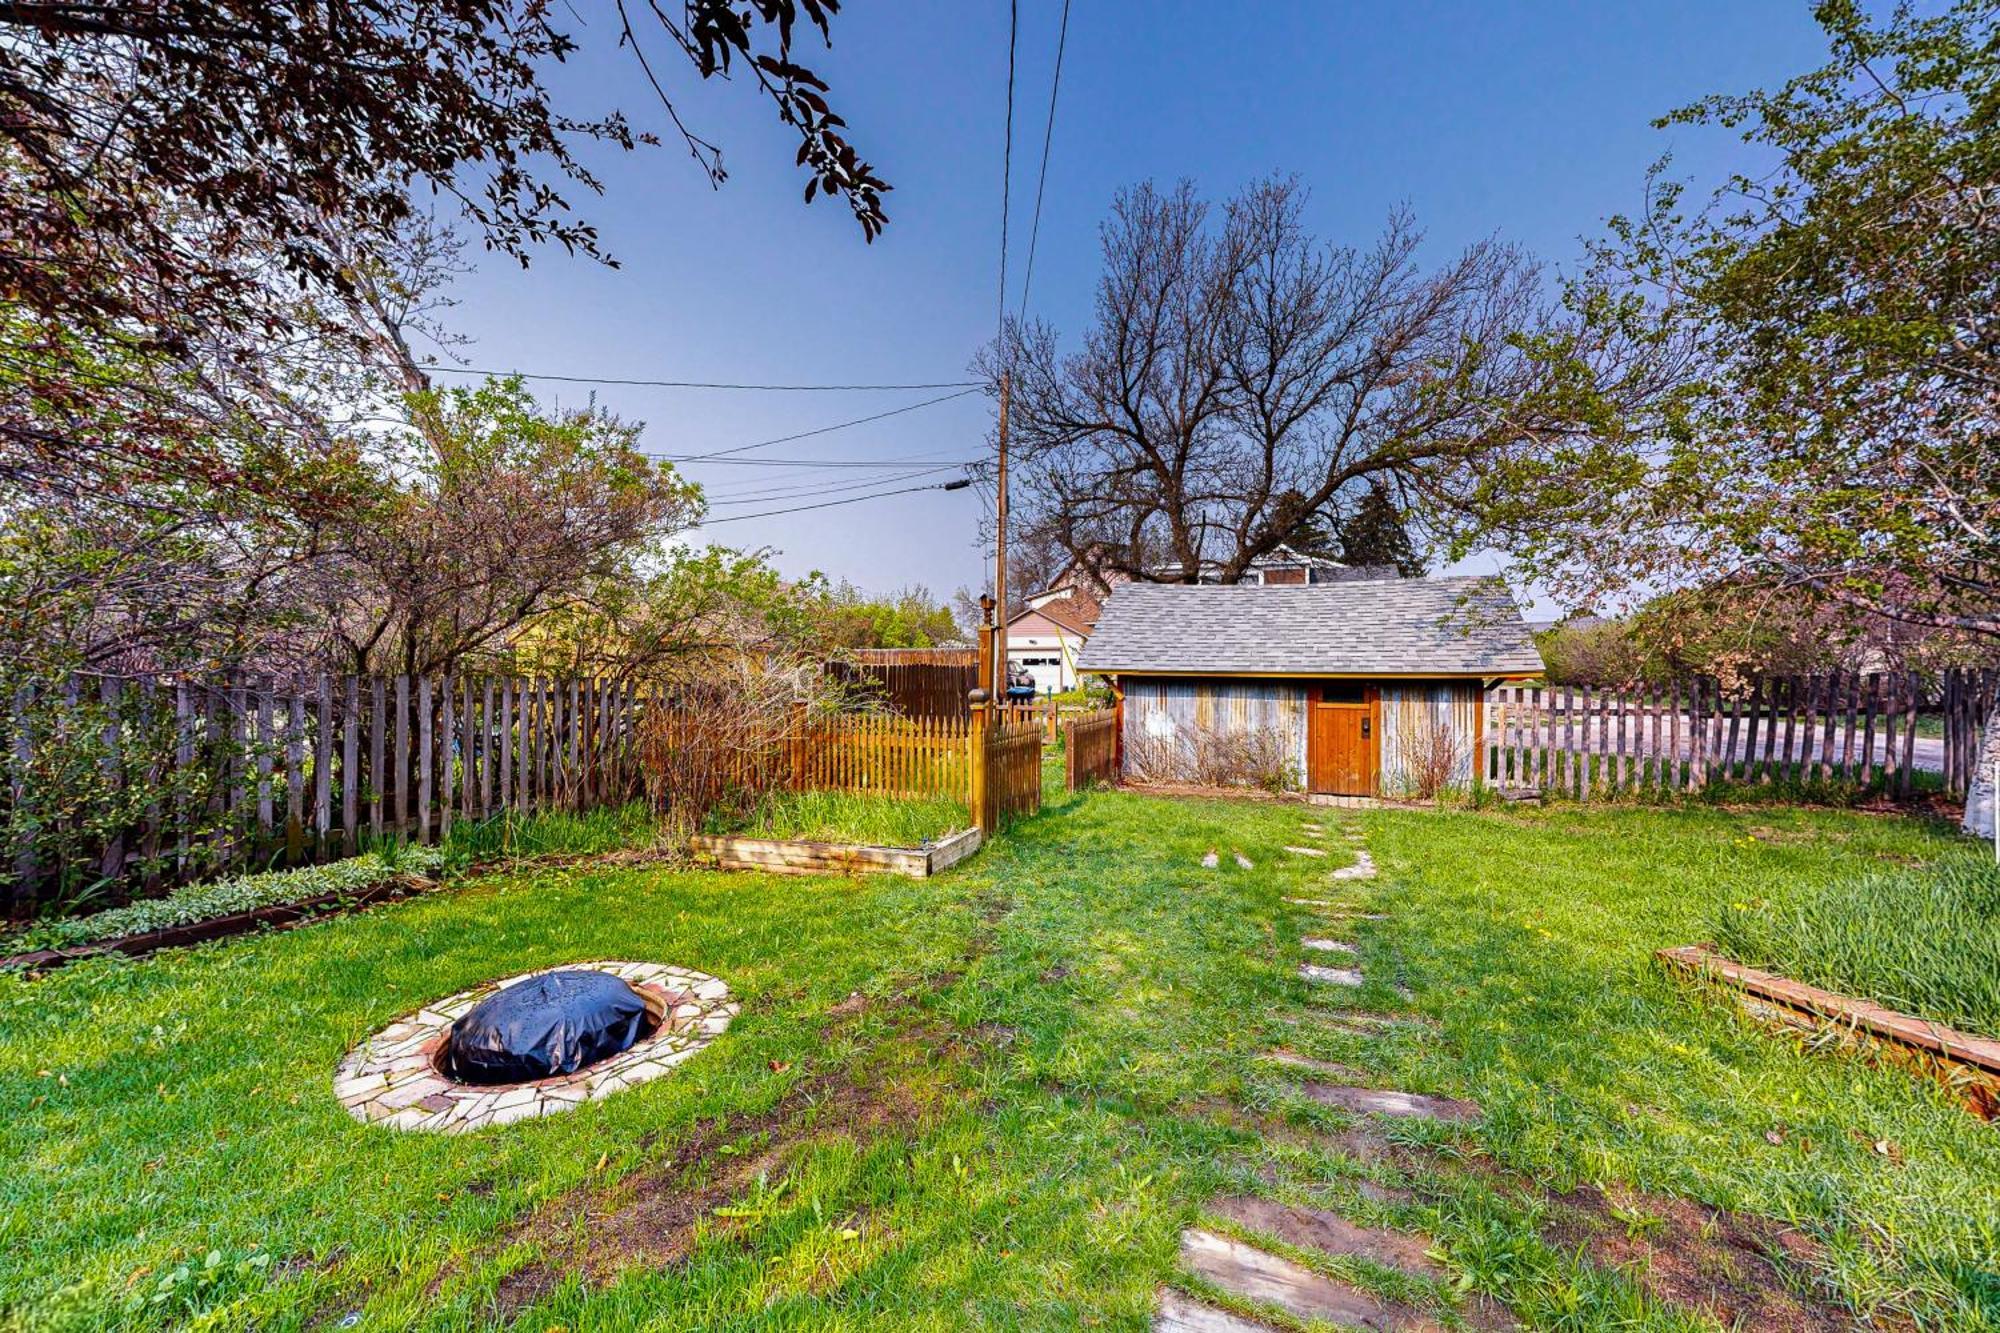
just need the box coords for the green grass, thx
[433,801,662,867]
[712,789,968,847]
[1,787,1996,1330]
[1715,851,2000,1038]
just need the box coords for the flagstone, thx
[1300,1083,1482,1124]
[1300,964,1365,987]
[1302,938,1355,954]
[1208,1195,1445,1279]
[1177,1229,1442,1331]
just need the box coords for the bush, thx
[1125,720,1298,792]
[2,845,444,954]
[1714,854,2000,1037]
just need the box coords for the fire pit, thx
[334,961,736,1133]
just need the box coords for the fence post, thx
[968,689,990,832]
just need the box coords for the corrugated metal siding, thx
[1379,681,1482,796]
[1121,676,1308,786]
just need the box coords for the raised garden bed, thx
[1658,943,2000,1118]
[690,825,981,878]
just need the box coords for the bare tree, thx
[985,177,1655,585]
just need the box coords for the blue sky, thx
[439,2,1837,608]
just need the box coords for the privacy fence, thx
[4,671,1051,915]
[1063,708,1118,792]
[3,671,650,912]
[828,654,979,720]
[1484,668,1996,801]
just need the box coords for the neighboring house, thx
[1076,578,1543,797]
[1006,596,1093,695]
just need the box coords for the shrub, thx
[1,846,444,955]
[1714,854,2000,1038]
[1125,720,1298,792]
[1389,715,1472,803]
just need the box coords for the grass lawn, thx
[710,789,970,847]
[2,785,1996,1330]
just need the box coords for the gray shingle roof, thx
[1075,576,1544,677]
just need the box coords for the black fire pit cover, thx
[444,970,652,1084]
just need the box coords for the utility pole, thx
[993,371,1010,701]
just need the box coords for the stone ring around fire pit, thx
[334,961,737,1133]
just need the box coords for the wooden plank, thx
[1658,944,2000,1082]
[499,677,514,813]
[254,679,275,849]
[437,676,453,841]
[393,675,411,835]
[370,677,386,839]
[342,677,360,853]
[417,677,433,841]
[1861,673,1881,787]
[1816,673,1838,783]
[1900,670,1918,798]
[1839,670,1859,782]
[315,676,334,855]
[286,693,307,863]
[479,679,494,817]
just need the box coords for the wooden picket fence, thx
[1064,708,1118,791]
[1484,668,1995,800]
[791,712,975,800]
[980,718,1045,827]
[4,671,647,910]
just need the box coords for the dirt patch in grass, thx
[487,1055,948,1318]
[1543,1184,1868,1333]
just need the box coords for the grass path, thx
[1,790,1995,1330]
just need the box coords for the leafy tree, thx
[1,1,888,503]
[987,176,1658,586]
[817,583,964,650]
[1335,482,1424,576]
[1469,0,1999,639]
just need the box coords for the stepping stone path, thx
[1202,849,1220,869]
[1234,852,1254,870]
[1169,1229,1444,1331]
[1154,1290,1272,1332]
[1330,851,1377,881]
[1300,963,1366,988]
[1302,937,1356,955]
[1209,1195,1445,1279]
[1263,1049,1369,1080]
[1284,845,1327,858]
[1300,1082,1483,1124]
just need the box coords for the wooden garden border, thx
[689,825,982,879]
[0,877,433,971]
[1657,943,2000,1118]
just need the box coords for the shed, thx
[1075,578,1543,797]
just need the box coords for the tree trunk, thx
[1964,703,2000,841]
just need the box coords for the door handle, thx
[1361,719,1371,738]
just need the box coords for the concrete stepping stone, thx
[1177,1229,1441,1331]
[1234,852,1254,870]
[1330,851,1377,881]
[1283,896,1345,906]
[1324,1010,1434,1033]
[1302,937,1356,955]
[1153,1289,1276,1332]
[1202,849,1220,869]
[1209,1195,1445,1279]
[1263,1049,1369,1080]
[1301,1083,1482,1124]
[1284,844,1327,858]
[1300,963,1365,987]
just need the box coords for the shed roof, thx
[1075,577,1543,677]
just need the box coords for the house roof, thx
[1075,577,1544,677]
[1010,596,1094,637]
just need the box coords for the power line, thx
[701,464,964,507]
[659,388,981,463]
[996,0,1019,340]
[693,478,972,526]
[1017,0,1071,317]
[657,451,975,469]
[421,364,980,392]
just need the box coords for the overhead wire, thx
[1017,0,1071,317]
[692,479,969,526]
[421,364,980,391]
[656,387,981,462]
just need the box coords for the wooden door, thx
[1308,683,1378,795]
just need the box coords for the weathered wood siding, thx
[1120,677,1309,786]
[1378,681,1483,797]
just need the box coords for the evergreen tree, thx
[1337,484,1424,576]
